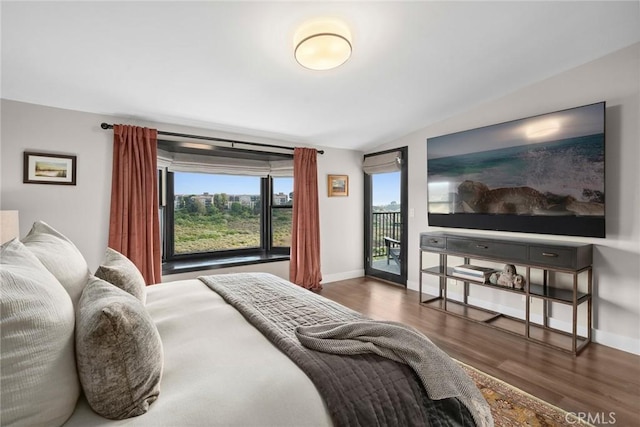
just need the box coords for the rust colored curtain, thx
[108,125,161,285]
[290,147,322,291]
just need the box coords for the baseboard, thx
[321,269,365,284]
[592,329,640,355]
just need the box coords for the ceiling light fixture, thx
[294,19,352,71]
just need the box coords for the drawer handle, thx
[476,245,488,249]
[542,252,559,257]
[428,239,439,244]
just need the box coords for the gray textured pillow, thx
[0,239,80,427]
[76,277,163,420]
[95,247,147,303]
[22,220,90,307]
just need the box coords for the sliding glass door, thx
[364,147,408,286]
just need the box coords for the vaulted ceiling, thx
[2,1,638,151]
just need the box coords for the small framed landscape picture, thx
[328,174,348,197]
[23,151,77,185]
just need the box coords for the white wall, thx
[0,101,364,284]
[1,102,113,268]
[317,148,365,283]
[370,43,640,354]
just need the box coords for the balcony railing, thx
[371,211,402,259]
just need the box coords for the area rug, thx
[457,361,593,426]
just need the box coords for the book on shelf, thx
[450,271,491,283]
[452,264,496,276]
[451,265,496,283]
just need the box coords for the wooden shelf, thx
[419,232,593,356]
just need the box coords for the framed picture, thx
[23,152,77,185]
[328,174,348,197]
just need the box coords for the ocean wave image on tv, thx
[427,133,605,217]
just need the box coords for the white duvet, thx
[64,279,332,427]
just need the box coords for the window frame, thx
[162,171,291,265]
[269,176,293,254]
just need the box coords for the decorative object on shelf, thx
[23,151,76,185]
[327,174,348,197]
[513,274,526,289]
[489,264,526,290]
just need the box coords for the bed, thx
[1,221,492,427]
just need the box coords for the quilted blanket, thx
[296,321,492,427]
[199,273,491,427]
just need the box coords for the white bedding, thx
[64,279,332,426]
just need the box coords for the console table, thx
[419,232,592,355]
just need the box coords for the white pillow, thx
[22,220,90,307]
[0,239,80,427]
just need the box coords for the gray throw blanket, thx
[296,321,492,427]
[199,273,492,427]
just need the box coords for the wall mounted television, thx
[427,102,605,238]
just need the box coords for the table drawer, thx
[446,237,527,262]
[529,246,576,269]
[420,234,446,251]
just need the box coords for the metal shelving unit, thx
[419,232,593,355]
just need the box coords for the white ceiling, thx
[2,1,639,151]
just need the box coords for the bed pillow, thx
[22,220,90,307]
[95,247,147,303]
[0,239,80,427]
[76,276,163,420]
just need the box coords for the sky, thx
[372,172,400,206]
[175,172,401,206]
[175,173,293,195]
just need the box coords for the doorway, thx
[364,147,408,286]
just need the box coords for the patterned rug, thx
[458,361,593,426]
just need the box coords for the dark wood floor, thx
[320,277,640,426]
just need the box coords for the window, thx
[157,141,294,272]
[162,171,291,264]
[173,173,262,254]
[272,177,293,248]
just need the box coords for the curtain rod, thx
[100,123,324,154]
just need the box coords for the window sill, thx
[162,253,290,276]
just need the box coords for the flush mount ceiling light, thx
[294,19,352,71]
